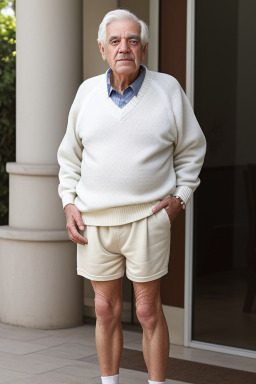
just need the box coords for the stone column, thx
[0,0,84,328]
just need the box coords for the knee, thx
[94,291,123,323]
[136,300,158,332]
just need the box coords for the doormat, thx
[120,348,256,384]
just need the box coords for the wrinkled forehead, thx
[106,19,141,39]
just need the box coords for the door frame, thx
[184,0,256,359]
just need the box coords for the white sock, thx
[101,373,119,384]
[148,380,165,384]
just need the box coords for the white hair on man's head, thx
[97,9,149,47]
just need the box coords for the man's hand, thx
[64,204,88,245]
[152,197,184,224]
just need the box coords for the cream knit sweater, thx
[57,68,206,226]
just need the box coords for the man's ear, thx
[142,43,148,61]
[98,43,106,61]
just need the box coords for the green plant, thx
[0,5,16,225]
[0,1,10,11]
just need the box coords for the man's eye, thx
[130,40,138,44]
[111,40,119,45]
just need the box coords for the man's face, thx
[99,19,148,76]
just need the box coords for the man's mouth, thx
[117,58,133,61]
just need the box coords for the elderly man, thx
[57,9,206,384]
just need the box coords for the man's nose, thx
[119,38,130,53]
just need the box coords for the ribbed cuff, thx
[62,194,76,209]
[172,186,193,205]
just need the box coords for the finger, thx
[167,205,183,224]
[152,201,168,214]
[69,232,88,245]
[69,225,88,244]
[74,213,85,231]
[74,232,88,245]
[69,236,87,246]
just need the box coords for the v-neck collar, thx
[101,67,152,120]
[106,65,146,97]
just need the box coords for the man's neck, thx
[110,68,141,94]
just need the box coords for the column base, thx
[0,226,83,329]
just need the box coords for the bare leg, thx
[91,277,123,376]
[133,278,170,382]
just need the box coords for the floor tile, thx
[124,339,143,351]
[46,324,95,336]
[30,332,95,347]
[79,353,100,365]
[0,351,76,375]
[0,368,32,384]
[7,371,93,384]
[29,336,73,347]
[0,321,255,384]
[122,330,143,343]
[0,337,49,355]
[36,342,97,360]
[65,333,97,347]
[0,323,49,342]
[55,361,102,378]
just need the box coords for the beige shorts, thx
[77,208,171,283]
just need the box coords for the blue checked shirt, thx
[106,65,146,109]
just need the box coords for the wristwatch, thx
[174,196,186,210]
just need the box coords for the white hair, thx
[97,9,149,47]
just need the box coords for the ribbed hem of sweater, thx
[81,200,163,226]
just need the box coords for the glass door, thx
[192,0,256,351]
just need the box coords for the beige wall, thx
[83,0,118,79]
[120,0,149,21]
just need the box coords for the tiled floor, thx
[0,320,255,384]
